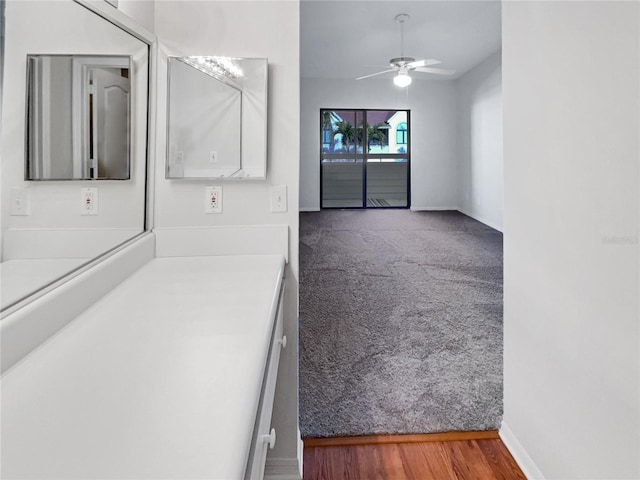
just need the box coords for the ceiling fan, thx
[356,13,455,87]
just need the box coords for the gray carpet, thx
[299,209,503,438]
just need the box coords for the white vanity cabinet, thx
[246,282,286,479]
[1,254,286,480]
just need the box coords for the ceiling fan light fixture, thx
[355,13,454,85]
[394,71,412,88]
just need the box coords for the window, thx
[322,128,332,146]
[320,109,410,209]
[396,122,407,145]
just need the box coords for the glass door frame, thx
[319,108,411,209]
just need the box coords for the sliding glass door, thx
[320,109,410,209]
[320,110,364,208]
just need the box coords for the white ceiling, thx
[301,0,502,80]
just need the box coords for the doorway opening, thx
[320,109,410,209]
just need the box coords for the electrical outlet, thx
[204,186,222,214]
[81,187,99,215]
[10,186,30,216]
[209,150,217,163]
[270,185,287,213]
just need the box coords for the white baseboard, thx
[298,429,304,478]
[500,420,545,480]
[264,458,302,480]
[410,206,459,211]
[457,208,503,232]
[264,429,303,480]
[299,207,320,212]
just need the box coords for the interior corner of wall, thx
[499,420,546,480]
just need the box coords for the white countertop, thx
[1,254,285,479]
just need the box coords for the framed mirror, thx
[26,54,132,181]
[0,0,154,313]
[166,56,267,180]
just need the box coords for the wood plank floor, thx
[303,431,526,480]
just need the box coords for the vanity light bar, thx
[183,56,244,80]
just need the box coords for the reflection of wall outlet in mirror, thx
[176,151,184,164]
[204,186,222,214]
[209,150,217,163]
[10,186,30,216]
[81,187,99,215]
[270,185,287,213]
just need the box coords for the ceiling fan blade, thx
[415,66,456,75]
[407,59,441,68]
[356,69,395,80]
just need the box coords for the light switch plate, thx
[270,185,287,213]
[10,186,30,216]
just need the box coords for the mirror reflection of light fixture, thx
[393,69,412,88]
[181,56,244,82]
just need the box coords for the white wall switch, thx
[176,151,184,164]
[270,185,287,213]
[209,150,217,163]
[81,187,99,215]
[10,186,30,216]
[204,186,222,214]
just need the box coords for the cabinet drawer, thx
[245,282,285,480]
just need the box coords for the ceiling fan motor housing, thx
[389,57,416,68]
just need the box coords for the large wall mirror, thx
[0,0,153,313]
[166,56,267,179]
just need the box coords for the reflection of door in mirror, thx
[74,56,131,180]
[92,67,130,180]
[27,55,131,181]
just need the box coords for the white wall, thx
[300,78,458,211]
[117,0,155,33]
[502,2,639,479]
[152,0,301,471]
[456,50,502,231]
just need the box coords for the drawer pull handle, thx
[277,336,287,349]
[262,428,276,449]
